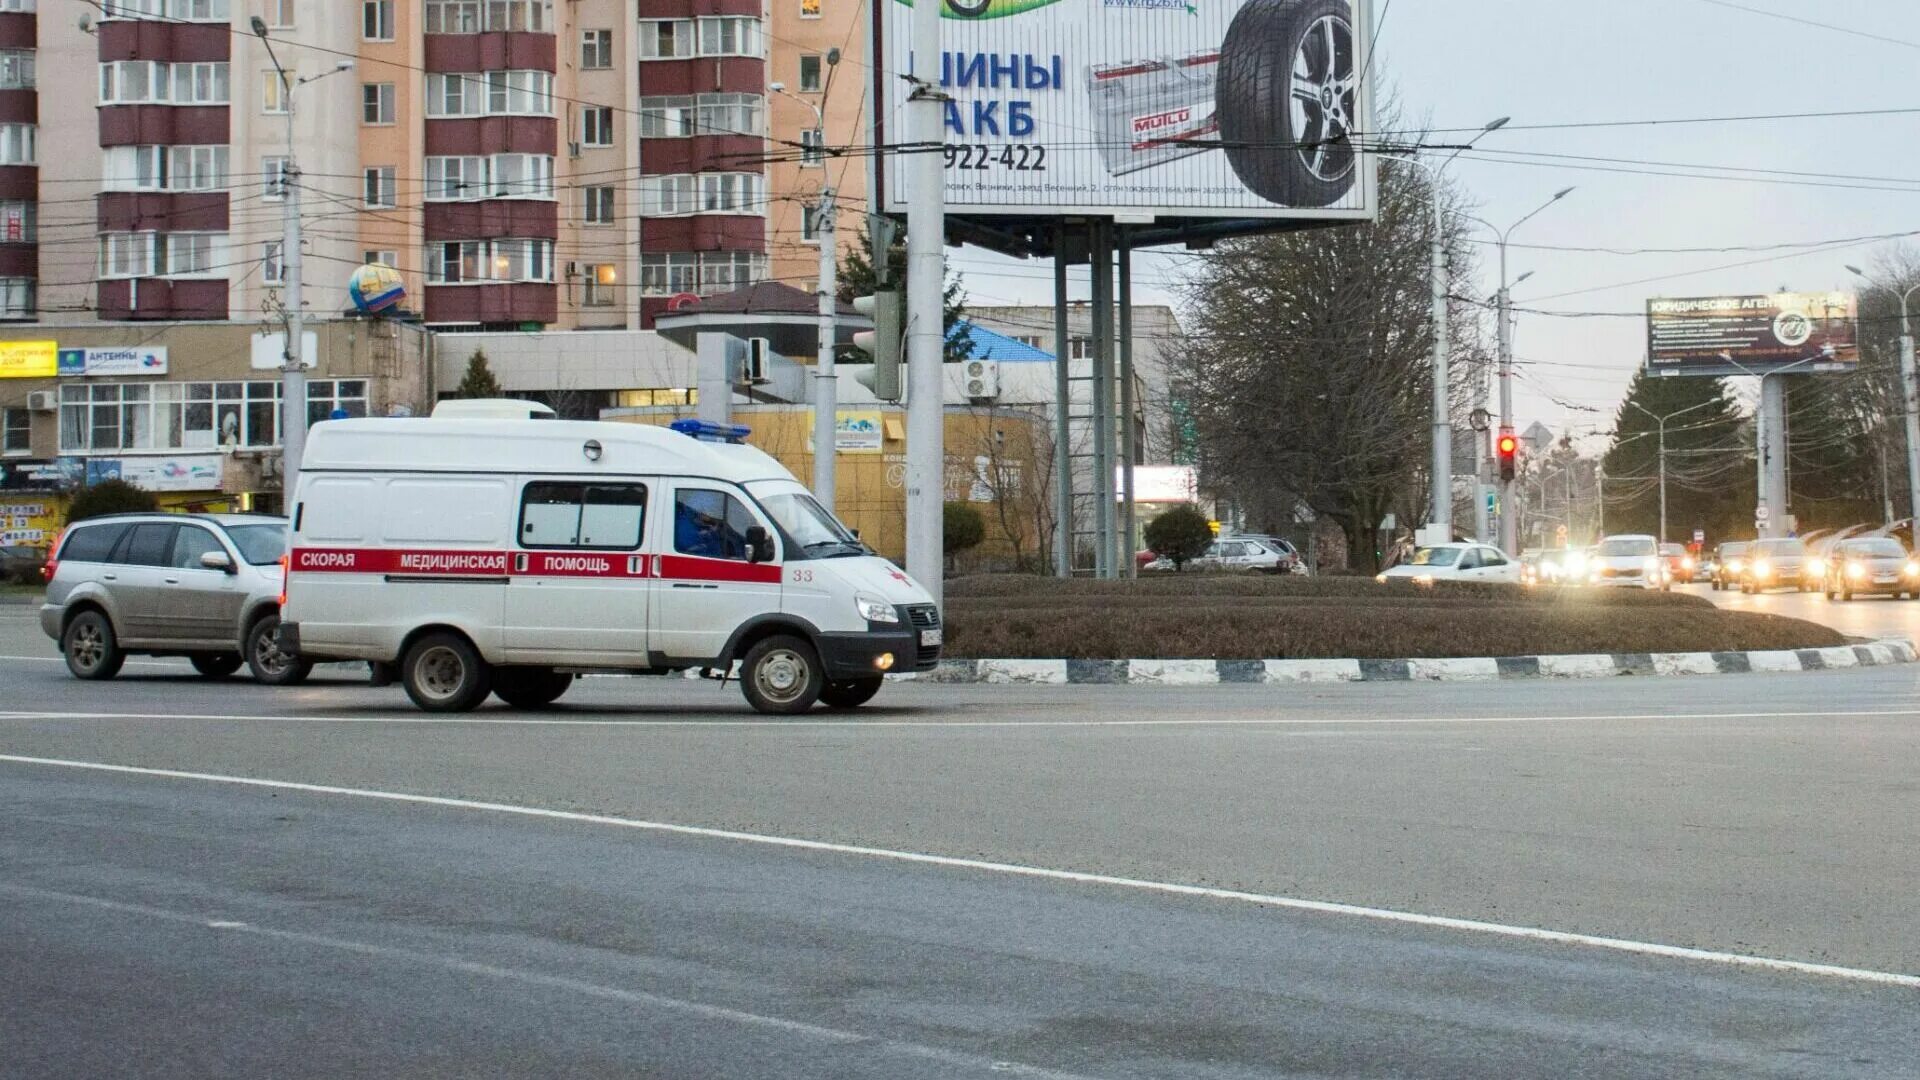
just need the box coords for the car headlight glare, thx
[1907,562,1920,578]
[1753,560,1772,578]
[857,594,900,623]
[1807,558,1825,577]
[1847,562,1867,579]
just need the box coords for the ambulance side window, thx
[519,482,648,550]
[674,488,756,561]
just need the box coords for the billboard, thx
[876,0,1377,220]
[57,346,168,377]
[0,340,56,379]
[1647,292,1858,376]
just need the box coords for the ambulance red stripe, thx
[291,548,775,583]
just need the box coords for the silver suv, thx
[40,513,311,684]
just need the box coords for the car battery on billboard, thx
[1088,52,1221,177]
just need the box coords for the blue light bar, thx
[669,419,752,444]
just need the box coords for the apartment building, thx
[764,0,865,294]
[0,0,35,324]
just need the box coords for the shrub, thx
[1143,503,1214,570]
[944,502,985,558]
[66,479,157,523]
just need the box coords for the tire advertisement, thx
[1646,293,1859,376]
[875,0,1377,220]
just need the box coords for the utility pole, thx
[1628,398,1713,544]
[811,188,838,510]
[903,0,946,604]
[253,19,351,502]
[1846,266,1920,532]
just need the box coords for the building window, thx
[363,166,397,209]
[583,186,614,225]
[362,250,396,267]
[98,233,159,279]
[362,0,393,40]
[362,82,395,124]
[1012,334,1043,349]
[801,204,822,243]
[800,0,820,17]
[638,173,763,216]
[268,0,294,27]
[0,124,30,165]
[580,29,612,69]
[262,156,289,200]
[798,54,822,93]
[162,232,225,277]
[637,19,693,59]
[423,0,548,33]
[426,239,554,284]
[582,264,616,306]
[306,380,369,425]
[57,380,325,453]
[99,61,229,105]
[262,241,283,285]
[639,96,694,138]
[103,0,228,17]
[2,407,29,454]
[696,17,760,57]
[0,201,35,242]
[698,93,762,137]
[581,106,614,147]
[0,278,30,320]
[104,144,233,195]
[799,127,824,166]
[1069,336,1092,360]
[640,252,766,296]
[262,69,290,113]
[0,50,34,91]
[425,71,552,117]
[0,0,31,11]
[424,154,554,200]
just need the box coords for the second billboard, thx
[1646,292,1858,376]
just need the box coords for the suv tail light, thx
[278,554,288,608]
[41,528,62,583]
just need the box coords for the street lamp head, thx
[1514,270,1535,286]
[1483,117,1511,133]
[1552,186,1574,200]
[827,46,842,66]
[334,60,355,72]
[1845,264,1866,278]
[249,15,268,36]
[769,81,787,92]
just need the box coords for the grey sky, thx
[947,0,1917,448]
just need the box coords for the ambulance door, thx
[502,479,652,665]
[650,482,781,664]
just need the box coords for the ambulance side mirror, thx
[745,525,774,564]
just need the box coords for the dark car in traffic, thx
[1740,537,1810,594]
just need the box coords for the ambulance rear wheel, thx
[1218,0,1358,208]
[403,632,492,712]
[740,635,824,715]
[819,677,884,710]
[492,667,573,709]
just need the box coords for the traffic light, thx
[851,289,902,401]
[1496,430,1519,481]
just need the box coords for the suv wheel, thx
[63,610,126,680]
[402,632,492,712]
[247,614,314,686]
[190,652,244,679]
[740,634,824,715]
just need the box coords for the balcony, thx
[96,277,226,320]
[636,57,761,97]
[639,215,762,252]
[98,105,228,146]
[97,191,226,233]
[0,88,32,125]
[0,242,34,277]
[423,199,557,241]
[0,11,33,50]
[97,19,229,61]
[634,134,762,175]
[424,282,556,325]
[423,33,555,73]
[424,116,555,157]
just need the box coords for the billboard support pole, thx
[1090,220,1115,578]
[903,0,945,605]
[1759,375,1788,539]
[1902,323,1919,528]
[1053,223,1073,578]
[1119,230,1138,578]
[1429,205,1452,540]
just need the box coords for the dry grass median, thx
[943,575,1847,660]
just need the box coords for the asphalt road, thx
[3,605,1919,1077]
[1692,578,1920,644]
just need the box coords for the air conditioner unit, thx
[26,390,55,412]
[742,337,771,384]
[564,261,579,278]
[568,141,582,158]
[963,359,999,400]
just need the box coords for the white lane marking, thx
[3,754,1917,990]
[3,707,1920,729]
[0,655,186,668]
[0,881,1095,1080]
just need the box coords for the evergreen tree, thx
[1601,371,1751,544]
[837,220,974,365]
[1782,373,1880,529]
[455,350,502,399]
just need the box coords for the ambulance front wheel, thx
[402,631,493,712]
[819,677,884,710]
[1218,0,1358,208]
[740,635,825,715]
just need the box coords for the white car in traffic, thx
[1376,543,1521,584]
[1588,534,1662,589]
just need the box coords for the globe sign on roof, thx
[348,262,406,315]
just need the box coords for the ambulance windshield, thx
[759,491,865,559]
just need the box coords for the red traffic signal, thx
[1496,432,1519,481]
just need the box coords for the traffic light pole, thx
[903,0,946,604]
[811,189,838,512]
[1847,268,1920,532]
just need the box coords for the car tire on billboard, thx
[1218,0,1357,208]
[945,0,994,16]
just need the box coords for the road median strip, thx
[919,639,1916,685]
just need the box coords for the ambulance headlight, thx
[857,595,900,624]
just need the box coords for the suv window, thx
[123,523,178,567]
[674,488,757,561]
[170,525,225,569]
[59,522,130,562]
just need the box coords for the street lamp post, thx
[1467,185,1575,554]
[1845,265,1920,532]
[1394,117,1509,540]
[1626,398,1714,543]
[773,70,841,511]
[252,18,351,502]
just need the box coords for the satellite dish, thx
[77,12,93,32]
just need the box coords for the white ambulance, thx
[280,413,942,714]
